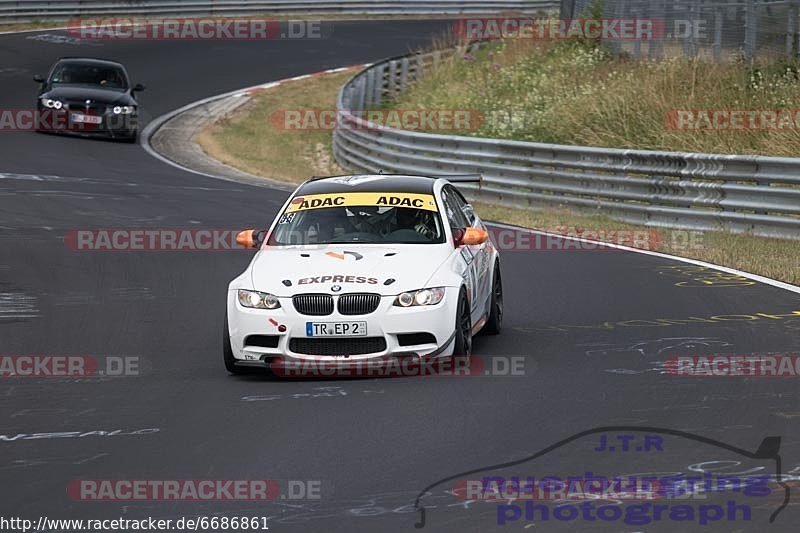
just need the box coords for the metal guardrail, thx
[333,44,800,240]
[0,1,559,22]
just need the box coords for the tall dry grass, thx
[389,39,800,156]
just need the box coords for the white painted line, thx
[488,221,800,295]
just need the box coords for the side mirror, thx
[453,227,488,247]
[33,74,45,83]
[236,229,266,249]
[132,83,145,92]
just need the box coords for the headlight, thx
[112,106,135,115]
[237,289,281,309]
[394,287,446,307]
[41,99,63,110]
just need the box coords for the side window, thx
[441,187,469,229]
[450,187,476,226]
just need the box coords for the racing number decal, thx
[277,213,296,224]
[284,193,438,214]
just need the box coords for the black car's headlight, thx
[40,98,63,110]
[111,105,136,115]
[237,289,281,310]
[394,287,446,307]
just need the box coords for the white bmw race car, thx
[224,174,502,375]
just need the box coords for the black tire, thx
[482,262,503,335]
[122,132,138,144]
[223,312,245,374]
[452,288,473,366]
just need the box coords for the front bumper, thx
[226,288,460,368]
[35,107,138,138]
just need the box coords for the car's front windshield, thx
[268,192,445,245]
[50,63,128,90]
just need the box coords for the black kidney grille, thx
[292,294,334,316]
[64,101,106,114]
[337,293,381,315]
[289,337,387,356]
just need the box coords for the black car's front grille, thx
[397,333,437,346]
[289,337,387,356]
[292,294,334,316]
[64,102,107,114]
[337,293,381,315]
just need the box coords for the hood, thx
[249,244,455,296]
[41,86,135,105]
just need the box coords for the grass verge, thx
[0,20,67,33]
[195,70,351,183]
[195,63,800,286]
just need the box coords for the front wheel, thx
[452,289,472,366]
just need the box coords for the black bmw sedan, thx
[34,58,145,143]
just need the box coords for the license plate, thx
[306,321,367,337]
[71,113,102,124]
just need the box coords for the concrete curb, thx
[141,64,369,191]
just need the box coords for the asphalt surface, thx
[1,20,800,533]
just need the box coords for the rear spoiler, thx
[434,174,483,184]
[305,173,483,184]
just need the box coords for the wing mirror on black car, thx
[33,74,44,83]
[236,229,267,249]
[132,83,146,92]
[452,227,488,247]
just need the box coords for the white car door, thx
[441,186,483,320]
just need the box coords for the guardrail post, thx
[713,7,723,60]
[794,3,800,56]
[415,54,425,82]
[364,69,375,107]
[649,0,665,60]
[744,0,757,61]
[400,57,409,93]
[373,64,385,105]
[685,0,698,58]
[354,79,366,113]
[560,0,576,19]
[388,60,398,98]
[609,1,623,55]
[787,2,798,57]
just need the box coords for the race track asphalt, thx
[1,19,799,532]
